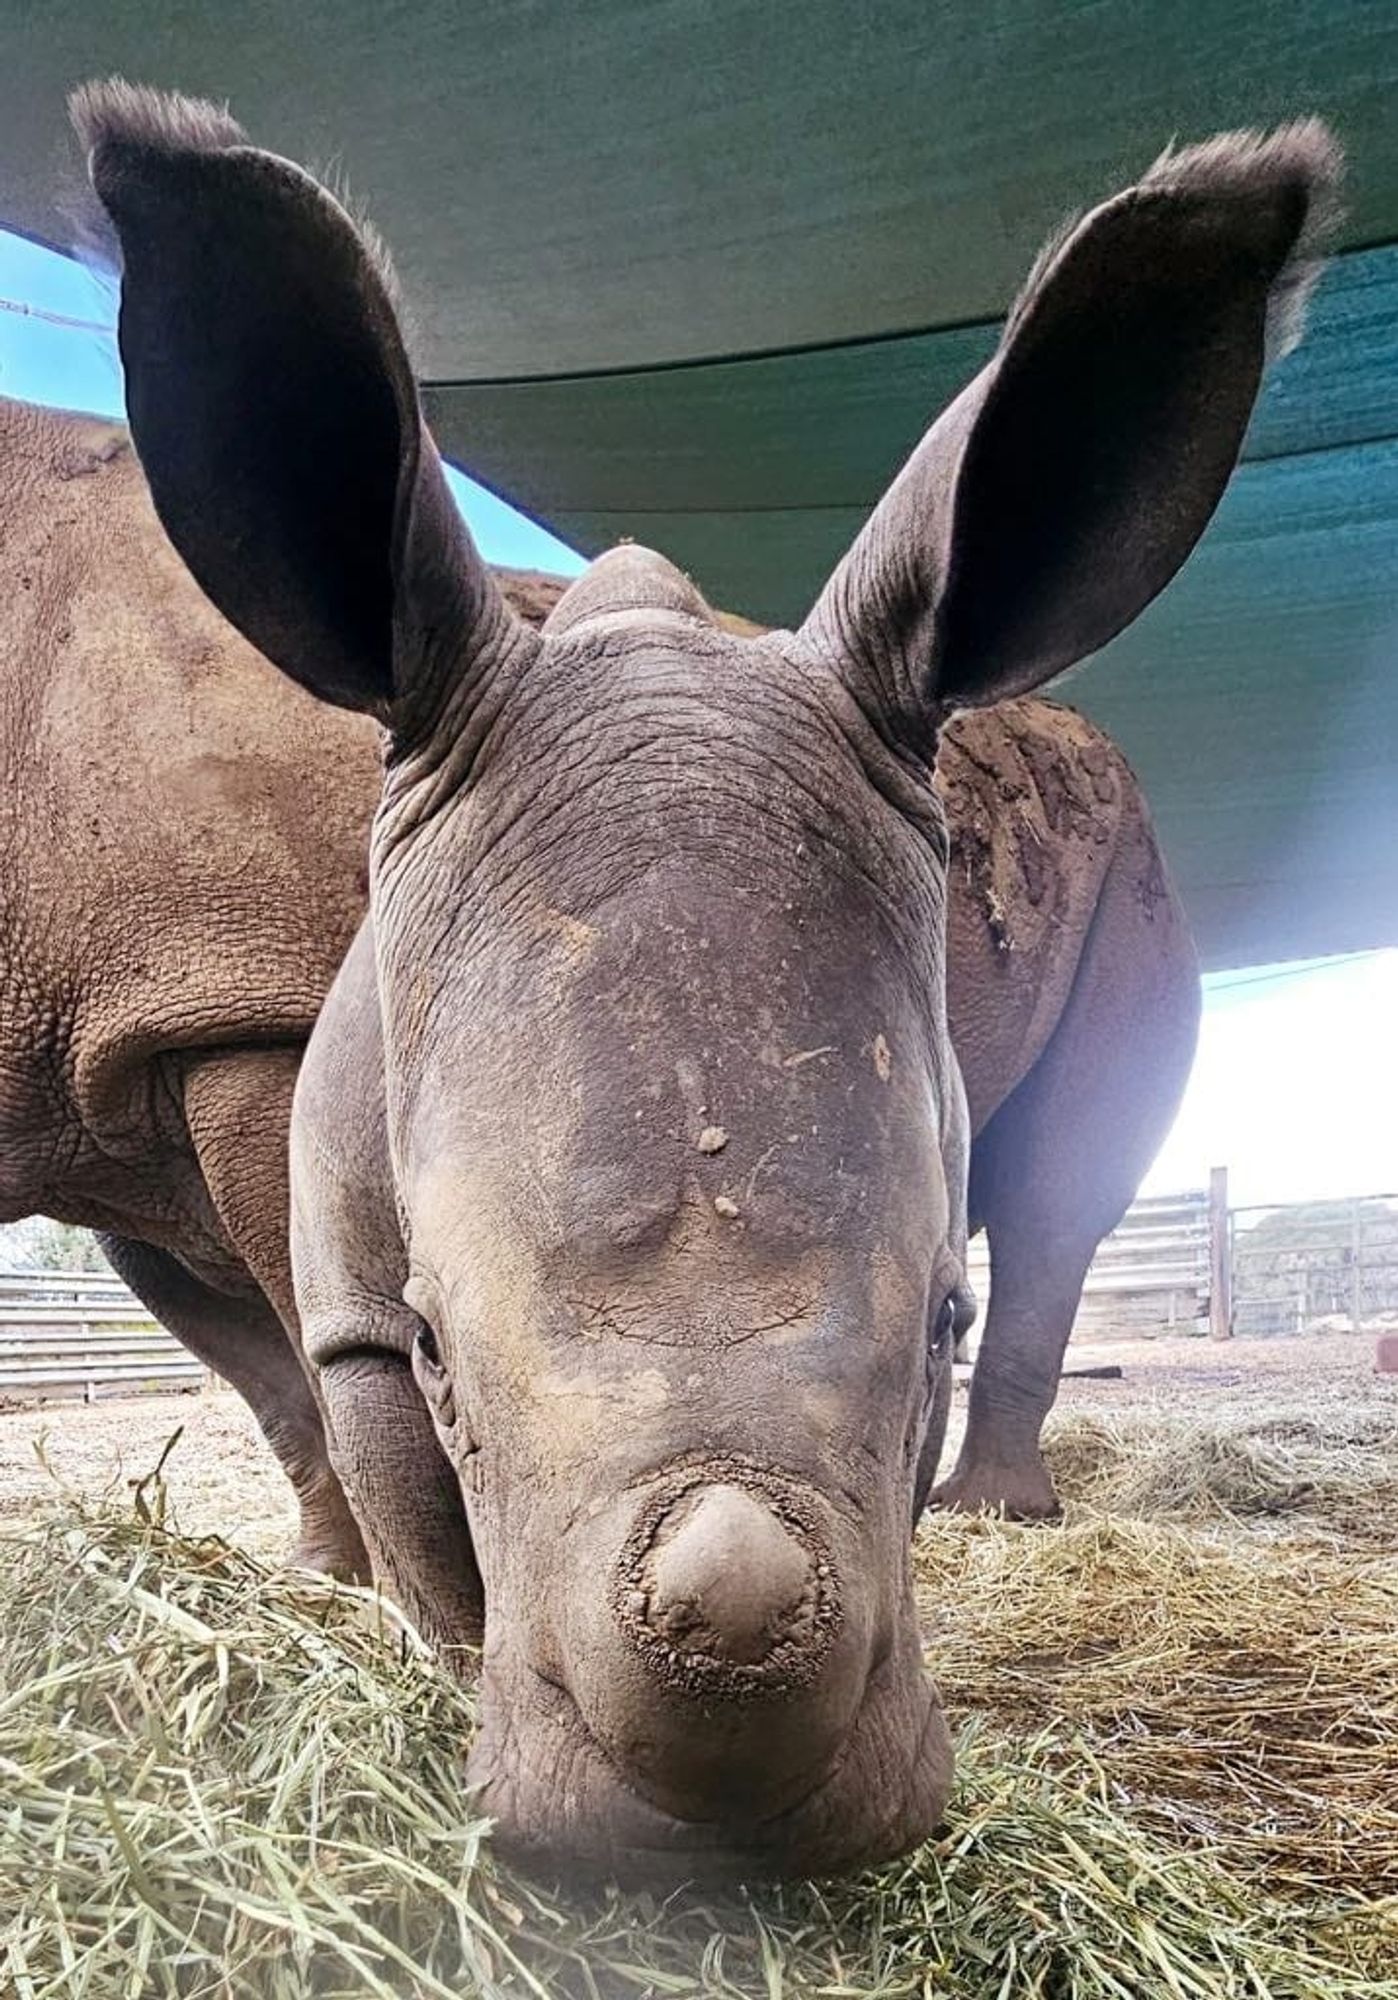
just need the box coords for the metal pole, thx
[1209,1166,1232,1340]
[1351,1197,1363,1334]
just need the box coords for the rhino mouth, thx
[465,1638,952,1885]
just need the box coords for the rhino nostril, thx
[613,1468,841,1695]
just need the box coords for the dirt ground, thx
[0,1331,1389,1563]
[0,1382,299,1559]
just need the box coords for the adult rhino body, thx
[0,394,1190,1540]
[0,393,576,1568]
[31,83,1337,1877]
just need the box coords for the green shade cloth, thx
[1,0,1394,966]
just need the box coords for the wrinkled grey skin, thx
[76,80,1336,1880]
[1,400,1193,1555]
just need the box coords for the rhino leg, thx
[290,922,486,1659]
[97,1233,368,1576]
[934,816,1200,1521]
[173,1045,369,1577]
[933,1220,1093,1520]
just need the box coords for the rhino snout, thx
[467,1459,949,1879]
[616,1478,837,1689]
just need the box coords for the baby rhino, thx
[78,81,1336,1880]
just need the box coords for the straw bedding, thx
[1,1394,1395,1998]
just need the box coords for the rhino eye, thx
[410,1318,456,1430]
[931,1293,958,1352]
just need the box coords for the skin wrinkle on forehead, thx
[385,668,961,1321]
[411,1055,945,1319]
[376,785,958,1327]
[400,879,952,1450]
[379,624,949,931]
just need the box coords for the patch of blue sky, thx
[441,461,584,574]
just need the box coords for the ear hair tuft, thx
[70,76,246,165]
[1140,119,1344,359]
[68,78,407,338]
[1008,118,1344,364]
[66,79,245,288]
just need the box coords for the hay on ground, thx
[1042,1403,1398,1538]
[916,1512,1398,1896]
[2,1475,1396,2000]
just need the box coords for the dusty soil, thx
[1026,1327,1391,1412]
[0,1386,297,1560]
[0,1331,1387,1564]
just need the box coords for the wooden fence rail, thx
[0,1270,204,1402]
[964,1187,1213,1344]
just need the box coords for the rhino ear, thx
[72,78,516,723]
[802,121,1341,739]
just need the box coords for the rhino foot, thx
[290,1529,372,1582]
[289,1483,372,1582]
[928,1455,1061,1523]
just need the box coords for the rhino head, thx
[77,80,1336,1879]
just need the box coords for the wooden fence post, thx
[1209,1165,1232,1341]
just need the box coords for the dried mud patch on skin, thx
[611,1457,840,1698]
[937,704,1127,951]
